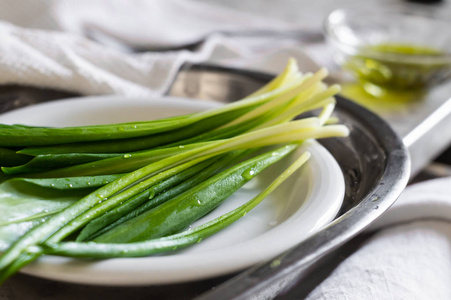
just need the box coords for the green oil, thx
[345,43,449,92]
[341,82,425,113]
[341,43,450,107]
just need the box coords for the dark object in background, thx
[436,146,451,165]
[406,0,443,3]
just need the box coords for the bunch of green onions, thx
[0,59,349,283]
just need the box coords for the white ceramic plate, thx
[0,96,345,285]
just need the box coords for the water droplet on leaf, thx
[242,168,255,180]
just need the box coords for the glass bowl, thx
[324,7,451,93]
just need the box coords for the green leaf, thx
[0,180,86,250]
[9,175,124,190]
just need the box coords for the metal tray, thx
[0,64,410,300]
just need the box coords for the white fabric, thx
[0,21,215,97]
[0,0,318,98]
[54,0,295,49]
[306,177,451,300]
[0,21,317,97]
[0,0,295,48]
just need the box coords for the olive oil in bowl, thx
[345,43,451,95]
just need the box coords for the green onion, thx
[44,151,311,258]
[0,59,349,285]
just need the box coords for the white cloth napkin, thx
[0,20,209,97]
[0,0,318,98]
[306,177,451,300]
[53,0,296,49]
